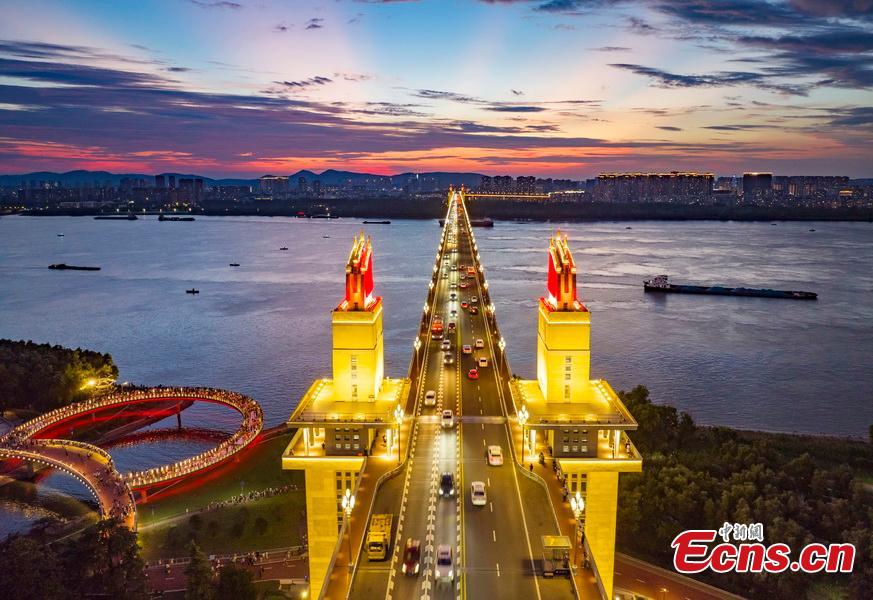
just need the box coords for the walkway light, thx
[498,337,506,351]
[342,488,356,572]
[570,490,586,568]
[518,404,529,459]
[393,404,404,464]
[413,337,421,351]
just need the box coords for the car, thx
[459,273,466,280]
[467,368,479,380]
[459,282,469,289]
[424,390,437,407]
[478,357,489,368]
[435,545,454,583]
[441,340,451,351]
[450,292,457,301]
[459,264,466,270]
[441,409,454,429]
[474,338,484,349]
[450,309,458,318]
[431,330,444,340]
[439,472,455,498]
[471,296,479,304]
[401,538,421,576]
[442,272,448,279]
[448,321,456,331]
[450,282,457,289]
[470,481,487,506]
[462,344,472,355]
[461,301,469,309]
[469,306,479,315]
[443,353,454,366]
[451,265,458,271]
[487,445,503,466]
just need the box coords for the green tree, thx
[185,541,213,600]
[215,563,256,600]
[62,518,148,600]
[0,537,65,600]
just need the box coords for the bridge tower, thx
[536,230,591,403]
[332,233,384,402]
[282,234,408,599]
[513,232,642,599]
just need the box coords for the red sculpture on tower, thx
[544,231,586,312]
[339,233,378,311]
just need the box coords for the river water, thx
[1,215,871,532]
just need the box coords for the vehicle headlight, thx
[450,489,454,495]
[449,570,454,578]
[402,564,406,573]
[415,564,420,573]
[435,568,440,577]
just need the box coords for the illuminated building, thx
[282,234,408,598]
[512,232,642,599]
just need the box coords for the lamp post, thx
[393,404,404,464]
[342,488,356,572]
[518,405,529,461]
[570,491,585,570]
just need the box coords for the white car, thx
[441,410,454,429]
[435,545,454,583]
[450,282,457,289]
[424,390,437,407]
[471,296,479,304]
[461,344,472,355]
[441,340,451,351]
[474,338,484,349]
[478,356,489,368]
[487,445,503,466]
[471,481,487,506]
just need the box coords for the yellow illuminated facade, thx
[516,232,642,600]
[282,234,401,599]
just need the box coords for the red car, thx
[401,538,421,575]
[461,301,469,309]
[468,368,479,380]
[469,306,479,315]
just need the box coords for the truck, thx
[366,514,394,560]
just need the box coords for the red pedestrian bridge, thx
[0,386,264,528]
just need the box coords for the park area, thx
[137,429,305,561]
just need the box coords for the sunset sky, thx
[1,0,871,178]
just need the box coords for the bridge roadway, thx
[348,194,574,600]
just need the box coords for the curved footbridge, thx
[0,386,264,530]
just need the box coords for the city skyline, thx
[1,0,872,178]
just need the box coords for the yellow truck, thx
[366,514,394,560]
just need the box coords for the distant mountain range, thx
[0,169,486,188]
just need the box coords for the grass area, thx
[138,494,305,560]
[137,430,306,560]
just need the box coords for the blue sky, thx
[0,0,871,177]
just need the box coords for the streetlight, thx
[342,488,356,572]
[393,404,404,464]
[570,491,585,568]
[518,405,529,461]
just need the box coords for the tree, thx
[62,518,148,600]
[215,563,256,600]
[0,537,65,600]
[185,541,213,600]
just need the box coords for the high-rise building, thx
[742,172,773,204]
[155,175,165,189]
[594,172,713,203]
[259,175,290,194]
[168,175,176,190]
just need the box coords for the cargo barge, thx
[48,263,101,271]
[644,275,816,300]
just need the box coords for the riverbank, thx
[15,197,873,222]
[616,385,873,599]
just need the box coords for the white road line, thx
[492,530,496,542]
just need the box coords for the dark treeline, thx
[0,519,147,600]
[617,385,873,599]
[0,339,118,414]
